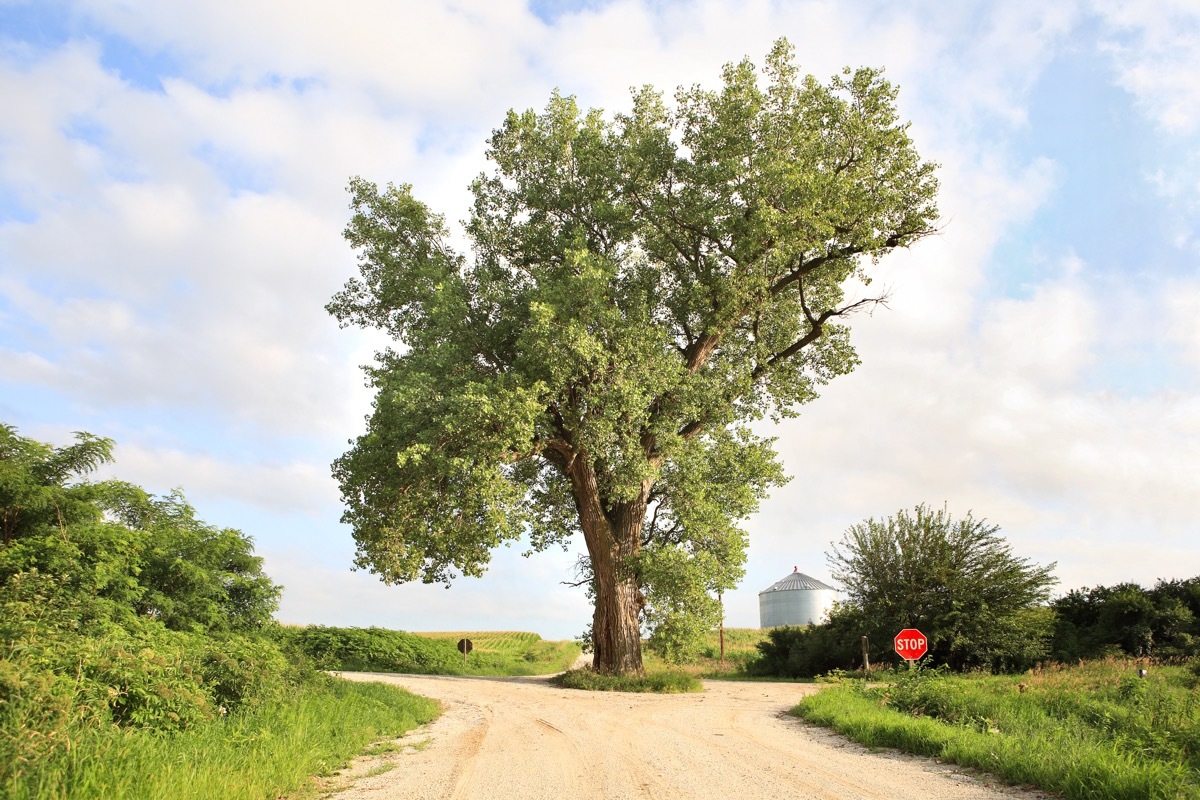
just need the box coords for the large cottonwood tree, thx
[328,40,939,674]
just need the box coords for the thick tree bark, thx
[589,540,644,674]
[564,452,648,674]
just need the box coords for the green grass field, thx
[795,658,1200,800]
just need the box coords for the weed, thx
[794,658,1200,799]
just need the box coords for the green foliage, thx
[279,625,467,674]
[1051,577,1200,661]
[0,422,309,797]
[748,604,870,678]
[327,39,940,667]
[0,425,281,638]
[637,626,768,676]
[828,504,1057,670]
[553,666,702,693]
[278,626,582,676]
[794,659,1200,799]
[3,675,439,800]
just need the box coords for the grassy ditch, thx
[279,626,581,676]
[5,675,438,800]
[794,659,1200,800]
[553,667,702,693]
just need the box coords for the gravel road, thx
[329,670,1050,800]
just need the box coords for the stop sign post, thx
[894,628,928,662]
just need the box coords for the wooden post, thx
[718,591,726,669]
[861,635,870,673]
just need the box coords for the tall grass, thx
[553,667,702,693]
[6,676,439,800]
[795,659,1200,800]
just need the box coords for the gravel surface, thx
[329,669,1052,800]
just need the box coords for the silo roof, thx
[759,570,838,594]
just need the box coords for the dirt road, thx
[331,670,1049,800]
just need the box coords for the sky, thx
[2,0,1198,639]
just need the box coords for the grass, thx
[4,675,440,800]
[412,630,582,675]
[794,658,1200,800]
[553,666,702,693]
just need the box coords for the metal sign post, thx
[458,638,473,666]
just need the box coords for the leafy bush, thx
[75,629,214,730]
[747,603,870,678]
[0,423,313,791]
[197,634,300,712]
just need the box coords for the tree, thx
[828,504,1057,670]
[328,39,940,674]
[0,423,280,635]
[1050,577,1200,660]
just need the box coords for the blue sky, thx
[2,0,1198,638]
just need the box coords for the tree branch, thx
[752,288,890,379]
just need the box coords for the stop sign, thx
[894,628,928,661]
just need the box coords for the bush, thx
[75,629,214,730]
[197,634,299,713]
[748,603,871,678]
[829,504,1057,671]
[0,658,76,787]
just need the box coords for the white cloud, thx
[1094,0,1200,134]
[265,537,592,639]
[3,0,1198,634]
[1164,279,1200,373]
[101,439,340,513]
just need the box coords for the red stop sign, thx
[894,628,928,661]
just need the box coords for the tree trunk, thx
[565,452,647,675]
[590,544,644,674]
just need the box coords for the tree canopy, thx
[828,504,1058,670]
[329,39,939,672]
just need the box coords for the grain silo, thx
[758,567,839,627]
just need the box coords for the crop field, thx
[795,658,1200,799]
[415,631,544,652]
[409,630,582,675]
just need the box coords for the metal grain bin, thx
[758,568,839,627]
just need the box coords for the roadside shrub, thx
[0,658,77,787]
[278,626,464,674]
[197,634,297,713]
[73,629,214,731]
[879,667,972,724]
[1051,578,1200,661]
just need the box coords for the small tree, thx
[329,40,939,674]
[828,504,1056,670]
